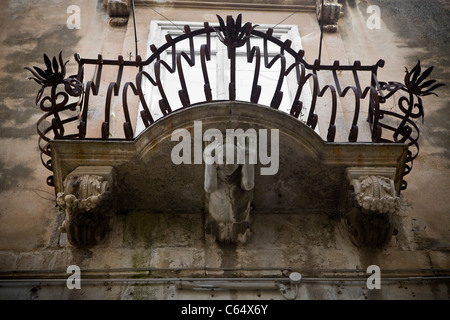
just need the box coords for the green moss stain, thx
[123,214,155,246]
[123,213,202,248]
[270,215,336,247]
[131,249,150,269]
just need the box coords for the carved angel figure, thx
[204,141,254,243]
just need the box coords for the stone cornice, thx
[135,0,316,12]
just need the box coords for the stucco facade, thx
[0,0,448,300]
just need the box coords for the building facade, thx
[0,0,448,300]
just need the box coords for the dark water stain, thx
[3,26,82,71]
[0,160,34,191]
[0,77,38,101]
[0,18,82,139]
[341,0,450,79]
[369,0,450,47]
[416,237,450,250]
[341,1,450,164]
[0,101,36,137]
[420,100,450,160]
[0,125,36,139]
[368,0,450,77]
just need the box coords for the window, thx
[135,20,314,136]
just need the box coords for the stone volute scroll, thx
[56,166,116,247]
[345,167,401,248]
[204,141,254,244]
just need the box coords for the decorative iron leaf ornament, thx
[25,52,84,186]
[25,51,83,105]
[214,14,256,49]
[375,60,445,190]
[378,60,445,123]
[404,60,445,97]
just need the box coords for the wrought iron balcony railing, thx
[26,14,443,190]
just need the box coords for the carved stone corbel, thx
[204,141,254,244]
[56,166,116,247]
[344,167,401,248]
[316,0,343,32]
[104,0,131,27]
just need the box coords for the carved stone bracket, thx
[316,0,343,32]
[204,141,254,244]
[103,0,131,27]
[344,167,401,248]
[57,166,116,247]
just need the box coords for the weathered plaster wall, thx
[0,0,448,300]
[339,0,450,256]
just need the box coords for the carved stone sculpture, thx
[345,167,401,248]
[316,0,342,32]
[351,175,401,215]
[204,142,254,244]
[57,166,115,247]
[104,0,131,27]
